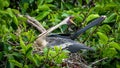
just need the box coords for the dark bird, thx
[35,16,75,50]
[33,16,106,53]
[46,16,106,53]
[48,16,106,40]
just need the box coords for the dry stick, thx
[89,57,108,66]
[7,40,19,46]
[27,20,44,32]
[26,15,46,33]
[63,59,89,68]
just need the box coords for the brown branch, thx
[63,59,89,68]
[89,57,108,66]
[25,15,46,33]
[7,40,19,46]
[27,20,44,32]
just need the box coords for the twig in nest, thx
[89,57,108,66]
[7,40,19,46]
[63,59,89,68]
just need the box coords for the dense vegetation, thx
[0,0,120,68]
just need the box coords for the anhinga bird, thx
[48,16,106,40]
[27,15,106,53]
[34,16,75,50]
[46,16,106,53]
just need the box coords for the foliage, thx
[0,0,120,68]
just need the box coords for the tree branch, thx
[25,15,46,33]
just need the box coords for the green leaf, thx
[116,62,120,68]
[13,15,19,26]
[54,46,62,53]
[7,8,14,17]
[26,44,33,56]
[12,9,20,14]
[0,52,3,60]
[98,24,112,34]
[36,11,50,20]
[109,42,120,50]
[23,3,29,10]
[20,37,27,54]
[86,14,100,22]
[102,48,117,58]
[9,60,23,68]
[97,32,108,45]
[27,55,40,67]
[45,0,53,3]
[23,65,28,68]
[104,13,117,23]
[7,8,19,26]
[38,4,50,11]
[0,0,9,9]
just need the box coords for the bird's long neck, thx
[38,20,66,38]
[71,16,106,40]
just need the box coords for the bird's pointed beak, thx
[69,19,77,26]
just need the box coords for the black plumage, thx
[46,16,106,53]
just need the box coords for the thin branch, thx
[89,57,108,66]
[63,59,89,68]
[27,20,44,32]
[7,40,19,46]
[25,15,46,33]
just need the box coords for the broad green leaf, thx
[10,33,16,41]
[54,46,62,53]
[20,37,27,54]
[13,15,19,26]
[26,45,33,57]
[109,42,120,50]
[7,8,19,26]
[64,3,73,9]
[102,48,117,58]
[7,8,14,17]
[34,54,44,61]
[12,52,23,58]
[0,0,9,9]
[86,14,99,22]
[77,0,82,6]
[36,11,50,20]
[37,0,44,5]
[86,0,89,4]
[97,32,108,44]
[12,9,20,14]
[98,24,111,34]
[23,3,29,10]
[45,0,53,3]
[27,55,40,67]
[9,60,23,68]
[23,65,28,68]
[49,50,56,57]
[104,13,117,23]
[38,4,50,11]
[0,52,3,60]
[116,62,120,68]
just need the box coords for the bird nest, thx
[33,47,90,68]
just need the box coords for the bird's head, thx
[63,16,76,26]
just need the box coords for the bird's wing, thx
[46,37,93,53]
